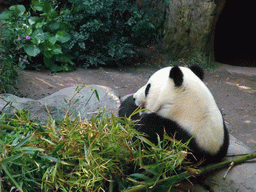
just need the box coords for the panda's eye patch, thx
[145,83,151,97]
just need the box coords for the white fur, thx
[133,66,224,155]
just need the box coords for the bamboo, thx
[123,153,256,192]
[0,123,17,131]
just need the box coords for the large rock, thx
[0,85,120,122]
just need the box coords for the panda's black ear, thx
[189,64,204,80]
[169,66,183,87]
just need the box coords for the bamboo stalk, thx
[123,153,256,192]
[0,123,17,131]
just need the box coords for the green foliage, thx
[0,0,157,72]
[187,52,220,70]
[168,52,219,70]
[64,0,156,67]
[0,56,18,93]
[0,4,28,69]
[0,2,74,72]
[0,110,187,191]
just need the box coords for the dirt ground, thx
[14,49,256,149]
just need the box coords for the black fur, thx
[169,65,183,87]
[145,83,151,97]
[118,95,141,121]
[189,64,204,80]
[134,113,229,164]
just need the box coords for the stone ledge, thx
[0,85,120,122]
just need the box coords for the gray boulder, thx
[0,85,120,122]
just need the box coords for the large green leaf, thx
[49,36,58,44]
[55,55,74,64]
[26,27,33,35]
[0,11,11,20]
[32,1,43,11]
[43,1,52,14]
[56,31,71,43]
[49,22,60,30]
[43,57,63,72]
[25,45,41,57]
[44,50,53,58]
[28,16,38,25]
[9,5,26,16]
[35,22,44,28]
[52,44,62,55]
[33,32,50,44]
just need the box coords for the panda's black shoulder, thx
[189,64,204,80]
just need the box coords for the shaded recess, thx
[214,0,256,67]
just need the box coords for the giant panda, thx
[119,65,229,164]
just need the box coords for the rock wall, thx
[163,0,214,55]
[137,0,226,60]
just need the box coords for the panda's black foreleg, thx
[118,95,141,121]
[135,113,165,145]
[118,96,162,146]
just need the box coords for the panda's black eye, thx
[145,83,151,97]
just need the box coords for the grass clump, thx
[0,109,188,191]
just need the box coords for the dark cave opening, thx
[214,1,256,67]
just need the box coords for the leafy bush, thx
[0,109,187,191]
[0,0,156,72]
[0,2,74,72]
[0,57,18,93]
[168,52,220,71]
[63,0,156,68]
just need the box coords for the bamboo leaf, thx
[129,173,150,181]
[73,98,79,105]
[138,136,156,148]
[51,143,64,155]
[17,147,43,154]
[124,153,256,192]
[84,92,94,107]
[1,163,24,192]
[0,123,17,131]
[1,154,23,164]
[93,89,100,101]
[41,155,72,165]
[13,134,34,150]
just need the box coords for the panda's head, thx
[133,65,205,116]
